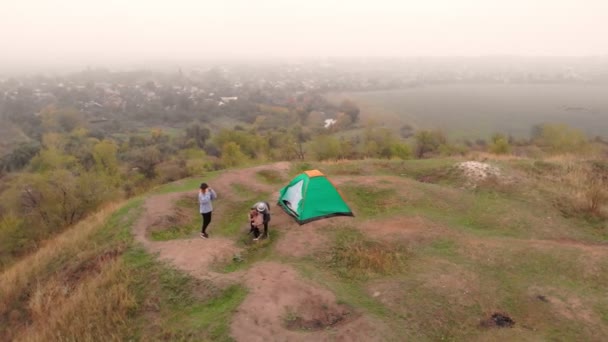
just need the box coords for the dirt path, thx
[133,164,608,340]
[132,163,389,341]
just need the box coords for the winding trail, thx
[132,163,607,341]
[132,163,389,341]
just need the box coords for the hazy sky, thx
[1,0,607,69]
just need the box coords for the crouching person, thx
[248,208,264,239]
[251,201,271,240]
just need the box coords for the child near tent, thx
[248,208,264,239]
[248,202,271,240]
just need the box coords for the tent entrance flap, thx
[282,179,304,216]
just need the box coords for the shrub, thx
[554,161,608,219]
[532,123,589,154]
[489,133,511,154]
[324,228,408,279]
[390,142,412,160]
[156,160,189,182]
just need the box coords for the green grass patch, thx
[92,198,144,244]
[148,197,200,241]
[175,285,247,341]
[124,248,247,341]
[341,184,401,218]
[220,229,282,273]
[295,261,406,339]
[150,224,197,241]
[296,262,392,318]
[230,183,258,198]
[153,171,221,194]
[214,200,259,238]
[256,169,285,184]
[426,238,459,258]
[320,162,367,176]
[289,162,316,176]
[321,226,409,280]
[598,303,608,324]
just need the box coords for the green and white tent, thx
[277,170,354,225]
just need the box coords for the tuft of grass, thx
[256,169,285,184]
[152,171,221,194]
[341,184,401,218]
[294,262,399,338]
[290,162,316,176]
[150,224,197,241]
[321,162,366,176]
[370,158,458,178]
[426,238,459,258]
[180,285,248,341]
[322,227,409,280]
[220,230,282,273]
[125,248,247,341]
[231,183,257,197]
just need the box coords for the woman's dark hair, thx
[200,183,208,190]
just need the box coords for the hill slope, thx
[2,158,607,341]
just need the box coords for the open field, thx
[328,83,608,140]
[2,159,607,341]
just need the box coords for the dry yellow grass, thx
[0,202,121,297]
[16,259,136,342]
[562,163,608,216]
[0,201,125,340]
[327,230,409,279]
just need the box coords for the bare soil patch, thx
[365,280,407,312]
[148,202,192,234]
[480,312,515,328]
[358,215,445,245]
[420,259,479,306]
[231,262,386,341]
[527,286,601,327]
[274,223,330,258]
[274,214,353,258]
[133,163,391,341]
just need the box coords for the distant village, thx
[2,58,605,121]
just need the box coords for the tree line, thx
[0,101,604,269]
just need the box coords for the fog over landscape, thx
[3,1,608,341]
[2,0,608,72]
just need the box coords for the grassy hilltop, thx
[1,156,607,341]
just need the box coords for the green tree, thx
[489,133,511,154]
[130,146,163,179]
[0,142,40,172]
[400,124,415,139]
[533,123,588,154]
[7,169,118,230]
[221,142,247,167]
[185,124,211,148]
[214,129,268,159]
[92,139,119,176]
[362,127,395,158]
[40,106,85,133]
[390,143,412,160]
[414,130,445,158]
[29,147,77,172]
[311,135,341,161]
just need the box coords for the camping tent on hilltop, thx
[278,169,354,225]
